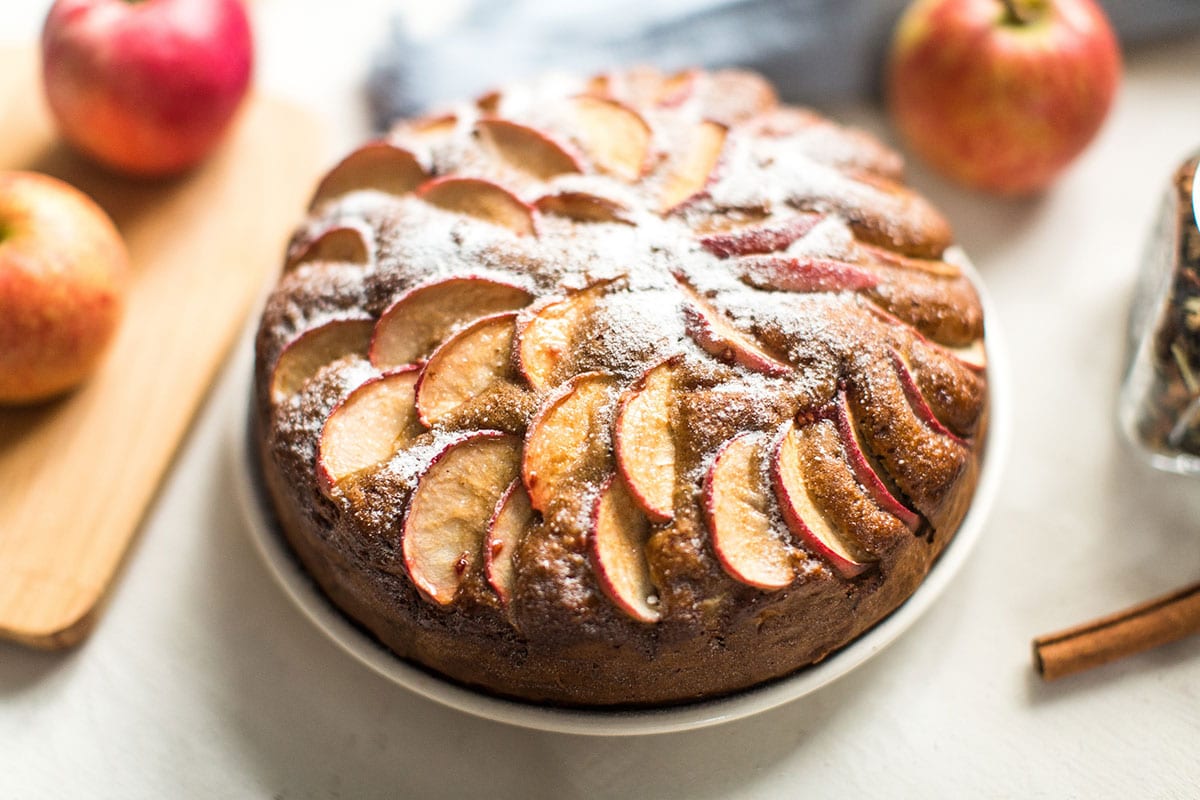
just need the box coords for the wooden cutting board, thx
[0,46,326,649]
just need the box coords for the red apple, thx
[42,0,254,177]
[886,0,1121,195]
[0,171,128,404]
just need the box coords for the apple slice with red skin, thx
[400,112,458,139]
[522,372,617,513]
[847,355,969,518]
[942,339,987,372]
[585,67,696,109]
[270,318,374,404]
[309,141,426,209]
[675,278,790,377]
[856,255,983,345]
[749,108,906,181]
[858,243,961,279]
[659,120,728,213]
[476,118,582,180]
[416,177,537,236]
[698,213,824,258]
[316,367,421,495]
[590,474,662,623]
[613,360,678,523]
[534,192,633,225]
[570,95,652,181]
[791,172,952,259]
[415,312,517,427]
[284,225,372,271]
[476,90,502,115]
[514,282,610,391]
[484,478,535,606]
[696,69,779,126]
[832,391,921,530]
[773,420,872,578]
[656,69,699,107]
[704,432,795,590]
[370,276,532,369]
[735,256,880,293]
[890,348,966,444]
[402,431,523,606]
[866,304,987,374]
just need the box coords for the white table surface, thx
[4,3,1200,798]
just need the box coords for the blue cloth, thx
[368,0,1200,130]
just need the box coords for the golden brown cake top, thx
[256,66,987,633]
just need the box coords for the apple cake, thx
[253,67,989,707]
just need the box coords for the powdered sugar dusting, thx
[255,65,987,639]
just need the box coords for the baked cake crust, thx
[254,67,989,707]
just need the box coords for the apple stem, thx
[999,0,1029,25]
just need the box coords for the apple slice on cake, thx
[522,371,617,513]
[309,141,427,209]
[675,277,790,377]
[613,360,678,523]
[285,224,373,271]
[476,118,582,180]
[846,356,969,518]
[514,282,611,391]
[569,96,652,181]
[370,276,532,369]
[416,177,537,236]
[590,474,662,623]
[415,312,518,427]
[832,391,921,531]
[703,432,795,590]
[534,191,633,225]
[888,348,966,445]
[658,120,727,213]
[317,367,422,494]
[772,419,874,578]
[484,479,535,606]
[401,431,523,605]
[270,318,374,404]
[698,212,824,258]
[735,256,880,293]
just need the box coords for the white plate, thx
[228,275,1011,737]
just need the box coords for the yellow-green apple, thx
[886,0,1121,195]
[42,0,253,177]
[0,171,129,404]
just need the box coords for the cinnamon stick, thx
[1032,580,1200,681]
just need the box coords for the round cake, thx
[254,67,989,707]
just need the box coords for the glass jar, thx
[1119,152,1200,473]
